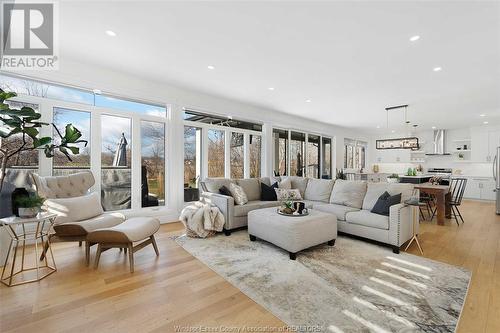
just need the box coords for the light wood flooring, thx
[0,199,499,332]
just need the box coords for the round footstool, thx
[87,217,160,272]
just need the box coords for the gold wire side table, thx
[0,212,57,287]
[403,199,423,255]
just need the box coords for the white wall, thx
[3,59,370,218]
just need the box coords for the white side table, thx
[0,212,57,287]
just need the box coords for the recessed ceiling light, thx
[207,65,215,70]
[105,30,116,37]
[432,126,436,129]
[484,121,489,124]
[268,87,275,91]
[480,114,486,117]
[409,35,420,42]
[433,67,442,72]
[305,99,311,103]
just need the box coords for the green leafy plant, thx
[0,89,88,192]
[388,173,399,179]
[15,194,45,208]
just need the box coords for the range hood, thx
[426,129,451,155]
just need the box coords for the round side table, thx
[0,212,57,287]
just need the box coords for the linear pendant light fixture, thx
[377,104,419,150]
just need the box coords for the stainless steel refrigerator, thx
[494,146,500,214]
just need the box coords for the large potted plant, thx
[0,88,87,262]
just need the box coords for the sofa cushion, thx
[283,176,309,198]
[346,210,389,230]
[261,182,278,201]
[53,212,125,236]
[237,178,261,201]
[278,178,292,189]
[304,178,335,202]
[362,183,389,210]
[234,201,265,217]
[371,191,402,216]
[45,192,104,225]
[203,178,233,193]
[229,183,248,205]
[329,179,367,209]
[314,203,360,221]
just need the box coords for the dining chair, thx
[448,178,467,225]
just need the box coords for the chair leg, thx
[85,241,91,266]
[94,244,102,269]
[456,205,465,223]
[128,243,134,273]
[79,241,82,247]
[150,235,159,256]
[451,206,460,226]
[124,247,127,254]
[39,239,50,261]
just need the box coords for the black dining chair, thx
[448,178,467,225]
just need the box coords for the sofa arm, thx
[388,203,416,247]
[200,192,234,229]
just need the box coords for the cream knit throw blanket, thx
[179,201,225,238]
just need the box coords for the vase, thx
[18,207,39,218]
[11,187,29,217]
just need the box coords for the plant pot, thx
[18,207,39,218]
[387,178,399,183]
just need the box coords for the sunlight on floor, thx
[369,276,422,298]
[381,262,431,279]
[375,269,428,289]
[342,310,391,333]
[352,296,416,328]
[385,256,433,271]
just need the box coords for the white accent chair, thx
[32,172,125,265]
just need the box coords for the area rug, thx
[175,231,471,333]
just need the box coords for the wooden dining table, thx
[414,183,451,225]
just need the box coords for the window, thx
[230,132,244,179]
[183,110,262,131]
[321,137,332,179]
[273,129,288,176]
[344,139,366,169]
[207,129,225,177]
[184,126,202,188]
[290,131,306,177]
[141,121,165,207]
[249,134,261,178]
[52,108,91,176]
[101,115,132,211]
[306,134,320,178]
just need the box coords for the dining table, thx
[414,182,451,225]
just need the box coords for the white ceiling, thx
[59,1,500,132]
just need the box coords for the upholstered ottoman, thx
[87,217,160,272]
[248,207,337,260]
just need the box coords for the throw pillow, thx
[275,188,303,201]
[371,191,402,216]
[278,178,292,189]
[261,182,278,201]
[44,191,104,225]
[229,183,248,205]
[219,185,233,197]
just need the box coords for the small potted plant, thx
[15,194,45,218]
[387,173,400,183]
[458,152,464,160]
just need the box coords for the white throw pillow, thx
[275,188,303,201]
[44,192,103,225]
[278,178,292,189]
[229,183,248,205]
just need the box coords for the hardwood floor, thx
[0,200,499,332]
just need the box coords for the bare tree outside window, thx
[249,135,261,178]
[307,134,320,178]
[208,129,225,177]
[230,132,244,179]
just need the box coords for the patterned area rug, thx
[176,231,471,333]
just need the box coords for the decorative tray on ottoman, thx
[276,201,309,217]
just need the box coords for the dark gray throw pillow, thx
[219,185,233,197]
[261,182,278,201]
[371,191,402,216]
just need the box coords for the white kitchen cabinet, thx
[487,130,500,162]
[463,177,495,200]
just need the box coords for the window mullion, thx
[131,115,142,210]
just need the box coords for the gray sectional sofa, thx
[200,176,416,253]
